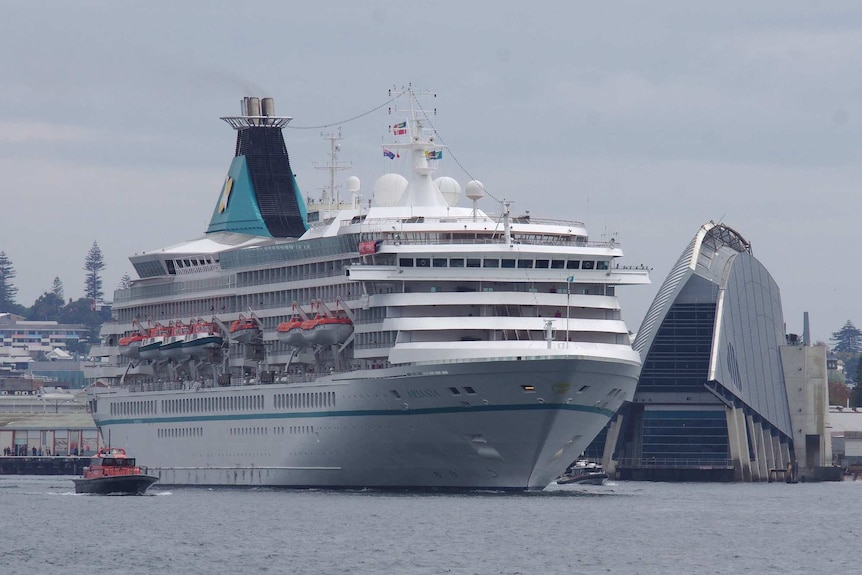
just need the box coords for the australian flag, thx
[383,149,396,159]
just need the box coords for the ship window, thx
[566,260,580,269]
[582,260,595,270]
[551,260,565,269]
[464,386,476,395]
[596,260,609,270]
[450,258,464,268]
[577,385,590,393]
[166,260,176,275]
[416,258,430,268]
[176,260,185,268]
[521,385,535,393]
[183,259,192,267]
[399,258,414,267]
[517,260,533,269]
[433,258,447,268]
[449,387,461,395]
[483,258,499,268]
[535,259,549,269]
[466,258,481,268]
[501,259,515,269]
[390,390,401,399]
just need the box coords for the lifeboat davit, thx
[229,318,259,344]
[276,317,307,348]
[182,321,223,356]
[302,316,353,346]
[118,334,145,359]
[138,325,169,360]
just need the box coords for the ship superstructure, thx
[85,89,650,490]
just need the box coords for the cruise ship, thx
[85,89,650,490]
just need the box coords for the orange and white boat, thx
[276,315,306,347]
[118,333,146,358]
[118,320,148,358]
[183,319,223,356]
[229,315,259,344]
[160,322,191,359]
[303,315,353,346]
[73,447,158,495]
[138,324,169,360]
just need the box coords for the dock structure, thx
[0,456,88,475]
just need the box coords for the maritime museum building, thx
[602,222,802,481]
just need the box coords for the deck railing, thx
[615,457,733,470]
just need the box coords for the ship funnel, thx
[246,97,261,117]
[262,98,275,117]
[213,96,306,238]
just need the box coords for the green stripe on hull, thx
[97,401,614,427]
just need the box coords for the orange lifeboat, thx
[139,325,169,360]
[183,320,223,356]
[229,316,259,344]
[118,333,146,358]
[302,315,353,346]
[160,322,191,359]
[277,316,307,347]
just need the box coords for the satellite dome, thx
[372,173,408,207]
[434,177,462,207]
[346,176,360,194]
[466,180,485,201]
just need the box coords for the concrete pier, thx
[0,456,88,475]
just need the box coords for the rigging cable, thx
[286,96,399,130]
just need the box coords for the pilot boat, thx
[73,447,159,495]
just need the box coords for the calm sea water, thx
[0,476,858,575]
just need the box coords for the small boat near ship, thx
[73,447,159,495]
[557,459,608,485]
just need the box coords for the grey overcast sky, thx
[1,1,859,343]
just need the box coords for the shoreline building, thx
[0,313,87,359]
[602,222,808,481]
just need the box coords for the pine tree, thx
[118,273,132,290]
[830,320,862,354]
[83,241,106,302]
[0,251,18,309]
[51,276,64,299]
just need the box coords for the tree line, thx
[0,242,125,350]
[829,320,862,407]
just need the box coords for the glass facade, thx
[641,410,729,461]
[637,302,715,393]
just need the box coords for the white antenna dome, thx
[466,180,485,201]
[434,177,462,207]
[346,176,360,194]
[372,173,408,207]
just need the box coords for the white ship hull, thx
[89,356,639,490]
